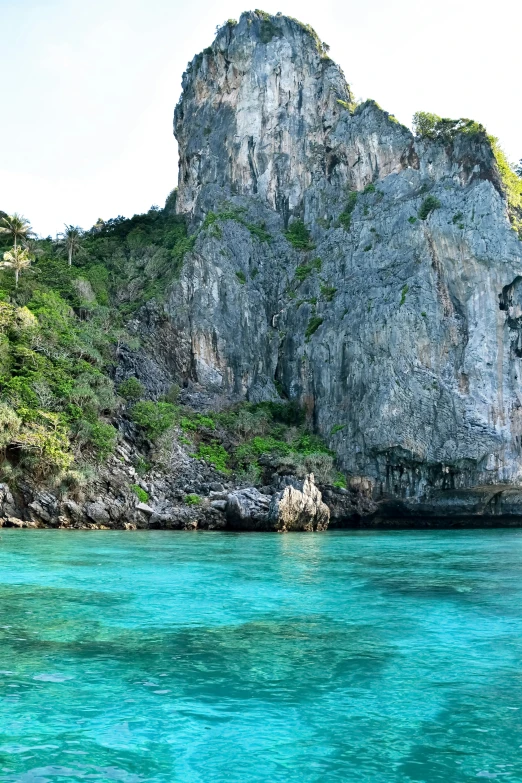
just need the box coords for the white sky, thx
[0,0,520,237]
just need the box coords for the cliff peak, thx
[175,10,353,218]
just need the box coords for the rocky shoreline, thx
[2,447,522,531]
[0,454,373,532]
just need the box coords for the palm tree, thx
[21,237,44,259]
[56,225,84,266]
[0,247,32,288]
[0,214,34,251]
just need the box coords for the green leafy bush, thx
[320,284,337,302]
[294,257,321,283]
[412,112,485,141]
[0,281,124,475]
[305,316,323,341]
[338,192,358,231]
[245,222,271,242]
[206,399,340,485]
[16,411,73,475]
[236,436,291,463]
[236,271,246,284]
[195,415,215,429]
[418,196,441,220]
[488,136,522,225]
[184,493,201,505]
[181,413,215,432]
[196,441,230,473]
[80,420,117,460]
[131,484,149,503]
[180,416,197,432]
[292,433,332,455]
[285,221,315,250]
[0,403,21,449]
[118,377,144,401]
[203,208,271,244]
[131,401,176,440]
[86,264,109,305]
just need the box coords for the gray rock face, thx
[0,483,16,519]
[226,487,272,530]
[84,500,111,526]
[156,11,522,507]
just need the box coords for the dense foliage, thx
[169,399,345,486]
[0,198,192,480]
[412,112,485,142]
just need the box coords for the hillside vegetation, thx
[0,201,342,489]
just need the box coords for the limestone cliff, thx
[159,11,522,510]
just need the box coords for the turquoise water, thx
[0,531,522,782]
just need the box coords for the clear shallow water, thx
[0,531,522,782]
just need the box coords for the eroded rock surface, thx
[226,487,272,530]
[148,10,522,509]
[268,475,330,532]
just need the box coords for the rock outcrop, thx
[226,487,272,530]
[141,10,522,515]
[268,475,330,531]
[226,474,329,531]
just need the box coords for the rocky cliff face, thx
[157,11,522,509]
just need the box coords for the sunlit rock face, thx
[174,13,352,219]
[164,10,522,503]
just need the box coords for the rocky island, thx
[0,10,521,530]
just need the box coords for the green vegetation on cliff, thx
[412,112,485,141]
[0,202,342,488]
[0,199,192,480]
[413,111,522,236]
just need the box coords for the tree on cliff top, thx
[56,224,84,266]
[412,111,484,141]
[0,213,34,251]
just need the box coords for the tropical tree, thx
[56,224,84,266]
[22,237,44,259]
[0,246,32,288]
[0,213,33,251]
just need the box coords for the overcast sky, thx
[1,0,520,237]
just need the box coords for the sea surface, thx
[0,529,522,782]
